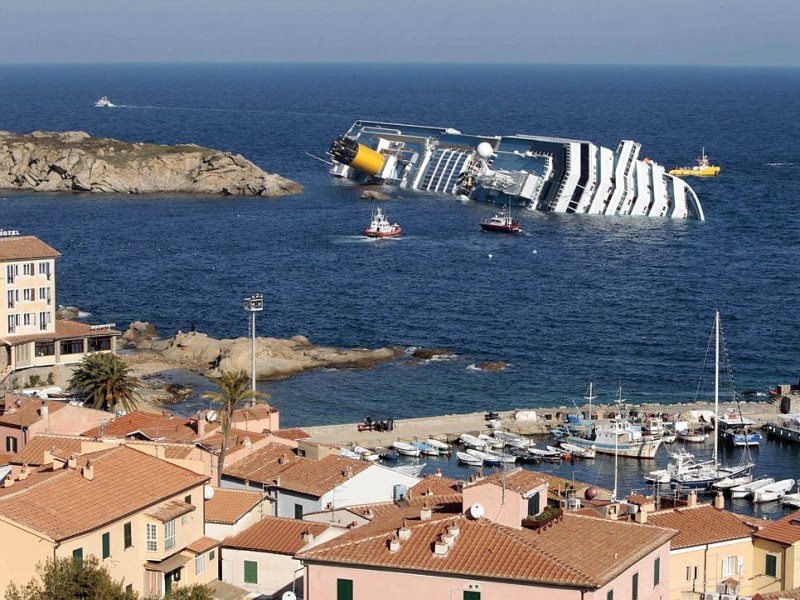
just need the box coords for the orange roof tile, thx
[273,428,310,441]
[646,505,759,549]
[82,410,206,443]
[466,468,547,496]
[0,236,60,261]
[224,517,329,554]
[146,499,195,523]
[276,455,370,497]
[186,536,220,555]
[3,320,120,345]
[0,399,67,428]
[0,445,208,540]
[12,435,86,465]
[753,511,800,546]
[198,428,270,453]
[299,511,675,588]
[411,475,461,498]
[231,405,277,423]
[0,452,14,465]
[755,586,800,600]
[205,488,264,525]
[222,443,303,485]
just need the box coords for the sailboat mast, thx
[714,311,719,467]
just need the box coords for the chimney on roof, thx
[433,534,449,556]
[39,400,48,419]
[420,503,432,521]
[196,414,205,437]
[278,454,288,465]
[343,464,353,478]
[302,530,315,544]
[398,520,411,541]
[387,536,400,553]
[434,468,442,477]
[687,490,698,508]
[3,476,14,488]
[67,454,78,469]
[603,503,620,520]
[82,460,94,481]
[446,523,460,538]
[634,504,648,524]
[155,444,166,460]
[714,491,725,510]
[273,476,281,488]
[18,464,30,480]
[243,436,252,448]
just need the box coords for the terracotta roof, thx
[222,443,303,485]
[272,428,310,441]
[146,499,195,523]
[466,468,547,496]
[230,405,277,423]
[205,488,264,525]
[11,435,85,465]
[275,454,370,497]
[82,410,205,443]
[186,536,220,554]
[0,445,208,540]
[0,452,14,466]
[299,510,675,588]
[536,472,609,502]
[755,586,800,600]
[753,511,800,546]
[411,475,461,498]
[3,320,120,345]
[224,517,329,554]
[198,428,270,453]
[0,399,67,428]
[646,505,759,549]
[0,236,60,261]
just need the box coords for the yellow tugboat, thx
[668,148,721,177]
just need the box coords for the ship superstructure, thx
[329,121,704,221]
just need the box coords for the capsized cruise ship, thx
[329,121,704,221]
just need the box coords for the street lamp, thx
[244,293,264,393]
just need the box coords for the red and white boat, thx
[480,204,521,233]
[363,207,401,238]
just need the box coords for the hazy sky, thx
[2,0,798,66]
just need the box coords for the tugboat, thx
[94,96,116,108]
[480,201,522,233]
[668,148,721,177]
[363,207,401,238]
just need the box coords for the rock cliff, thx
[0,130,303,196]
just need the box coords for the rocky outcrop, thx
[0,130,303,197]
[120,321,161,346]
[124,324,398,380]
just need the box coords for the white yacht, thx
[94,96,116,108]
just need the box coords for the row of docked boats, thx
[456,431,596,467]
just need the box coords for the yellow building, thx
[0,233,119,378]
[0,444,219,598]
[644,496,761,600]
[752,511,800,596]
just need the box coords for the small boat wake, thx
[765,162,796,167]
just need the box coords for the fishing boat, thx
[411,440,440,457]
[763,415,800,443]
[668,148,721,177]
[670,312,755,492]
[730,476,775,499]
[559,442,596,459]
[459,433,488,451]
[329,121,705,220]
[392,441,421,457]
[753,479,796,503]
[561,386,662,459]
[480,201,522,234]
[94,96,116,108]
[676,428,708,443]
[718,413,763,447]
[644,449,701,485]
[457,451,483,466]
[363,206,401,238]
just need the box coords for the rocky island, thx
[0,130,303,196]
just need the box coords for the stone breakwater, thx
[0,130,303,196]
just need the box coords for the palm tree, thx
[201,370,267,486]
[68,353,141,414]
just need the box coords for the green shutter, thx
[72,547,83,566]
[464,592,481,600]
[607,591,614,600]
[337,579,353,600]
[244,560,258,584]
[124,522,132,549]
[654,557,660,585]
[102,532,110,559]
[632,572,639,600]
[294,503,304,519]
[766,554,778,577]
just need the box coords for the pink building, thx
[298,468,676,600]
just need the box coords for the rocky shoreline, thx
[0,130,303,196]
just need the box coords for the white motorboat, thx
[352,445,380,461]
[730,476,775,499]
[525,447,562,461]
[490,430,530,449]
[478,433,504,450]
[94,96,116,108]
[392,441,422,457]
[466,448,504,465]
[713,474,753,491]
[457,451,483,466]
[340,447,362,460]
[459,433,488,450]
[559,442,596,459]
[644,449,700,484]
[425,438,451,452]
[676,429,708,443]
[753,479,796,503]
[484,448,517,464]
[781,492,800,508]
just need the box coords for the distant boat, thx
[392,441,421,457]
[489,430,530,449]
[363,206,401,238]
[457,451,483,466]
[94,96,116,108]
[480,200,522,234]
[730,476,775,499]
[425,438,451,453]
[459,433,488,450]
[644,449,700,485]
[411,440,440,457]
[668,148,721,177]
[676,429,708,443]
[559,442,596,459]
[753,478,796,503]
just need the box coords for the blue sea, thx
[2,63,800,515]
